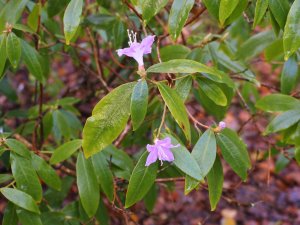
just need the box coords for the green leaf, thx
[76,152,100,217]
[157,82,191,142]
[21,40,45,83]
[3,202,18,225]
[175,76,192,102]
[11,153,42,202]
[0,34,7,77]
[50,139,82,164]
[0,188,40,214]
[112,20,126,49]
[63,0,83,45]
[143,184,157,212]
[192,129,217,177]
[6,32,21,68]
[203,0,220,19]
[253,0,269,27]
[265,109,300,134]
[256,94,300,112]
[160,44,191,62]
[268,0,289,29]
[224,0,247,26]
[198,78,227,106]
[236,30,275,60]
[283,0,300,59]
[91,151,114,202]
[47,0,70,18]
[52,109,71,141]
[5,139,31,158]
[168,0,194,40]
[0,174,13,184]
[31,154,62,191]
[27,3,40,32]
[131,79,148,131]
[295,147,300,165]
[207,155,223,211]
[147,59,234,88]
[216,128,251,181]
[141,0,168,23]
[17,209,43,225]
[163,134,203,180]
[0,0,28,32]
[125,151,158,208]
[82,82,135,157]
[269,10,280,36]
[281,55,298,94]
[219,0,239,26]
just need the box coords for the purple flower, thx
[116,30,155,69]
[218,121,226,130]
[145,137,179,166]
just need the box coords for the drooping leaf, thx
[219,0,239,26]
[50,139,82,164]
[82,82,135,157]
[143,184,158,212]
[5,139,31,158]
[283,0,300,59]
[125,151,158,208]
[17,209,43,225]
[2,202,18,225]
[168,0,194,40]
[76,152,100,217]
[175,76,192,102]
[162,133,203,180]
[207,155,223,211]
[157,82,191,142]
[92,151,114,202]
[281,54,299,94]
[31,153,62,191]
[198,78,227,106]
[140,0,168,23]
[63,0,83,45]
[1,188,40,214]
[268,0,289,29]
[131,79,148,131]
[0,34,7,78]
[265,109,300,134]
[6,32,21,68]
[253,0,269,27]
[11,153,42,202]
[256,94,300,112]
[27,3,40,32]
[203,0,219,19]
[47,0,70,18]
[216,128,251,181]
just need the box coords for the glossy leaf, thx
[92,151,114,202]
[207,155,223,211]
[219,0,239,26]
[11,153,42,202]
[82,82,135,157]
[216,128,251,181]
[131,79,148,131]
[253,0,269,27]
[0,174,13,184]
[147,59,234,88]
[0,34,7,77]
[27,3,40,32]
[77,152,100,217]
[283,0,300,59]
[21,40,45,83]
[224,0,247,26]
[50,139,82,164]
[143,184,157,212]
[125,151,158,208]
[31,154,62,191]
[192,129,216,177]
[157,82,191,142]
[17,209,43,225]
[47,0,70,18]
[5,139,31,158]
[203,0,219,19]
[295,147,300,165]
[268,0,289,29]
[198,78,227,106]
[281,55,298,94]
[6,32,21,68]
[236,31,275,60]
[63,0,83,45]
[160,44,191,62]
[175,76,192,102]
[163,133,203,180]
[168,0,194,40]
[141,0,168,23]
[256,94,300,112]
[265,109,300,134]
[2,202,18,225]
[0,188,40,214]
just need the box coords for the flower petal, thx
[157,146,174,162]
[141,35,155,55]
[146,144,156,152]
[145,150,158,166]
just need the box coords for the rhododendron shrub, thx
[0,0,300,224]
